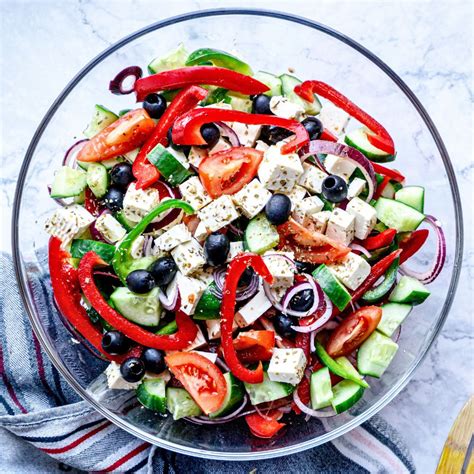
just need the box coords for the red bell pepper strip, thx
[372,162,405,183]
[295,333,311,361]
[135,66,269,102]
[84,187,103,217]
[294,81,395,156]
[133,85,208,189]
[374,175,391,199]
[399,229,429,264]
[221,253,274,384]
[172,109,309,155]
[245,410,285,438]
[78,251,198,350]
[362,228,397,250]
[320,128,338,142]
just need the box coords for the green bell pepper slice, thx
[186,48,253,76]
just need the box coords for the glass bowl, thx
[12,8,463,460]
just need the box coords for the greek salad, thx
[45,44,445,438]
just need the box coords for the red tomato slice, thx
[77,109,155,162]
[277,218,350,264]
[165,352,226,414]
[237,345,273,364]
[233,330,275,351]
[245,410,285,438]
[326,306,382,358]
[199,147,263,198]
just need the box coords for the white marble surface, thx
[1,1,472,472]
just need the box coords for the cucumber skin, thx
[388,275,430,305]
[136,379,167,413]
[331,380,365,414]
[83,104,118,139]
[209,373,244,418]
[310,367,333,410]
[147,144,193,186]
[357,330,398,378]
[313,265,351,311]
[375,197,425,232]
[344,130,396,163]
[394,186,425,213]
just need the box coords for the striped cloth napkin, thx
[0,251,415,473]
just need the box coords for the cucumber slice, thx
[375,197,425,232]
[209,373,244,418]
[243,213,279,254]
[70,239,115,264]
[228,93,253,112]
[344,127,396,163]
[83,104,118,139]
[110,287,162,326]
[136,378,167,413]
[358,330,398,378]
[73,189,86,204]
[362,260,399,303]
[280,74,322,115]
[388,275,430,305]
[380,181,402,199]
[331,380,365,414]
[313,265,351,311]
[193,283,221,320]
[244,373,294,405]
[186,48,253,75]
[77,156,126,171]
[126,256,158,274]
[253,71,282,96]
[166,387,202,420]
[147,144,193,186]
[377,302,412,337]
[148,43,188,74]
[310,367,333,409]
[395,186,425,213]
[334,357,364,381]
[50,166,87,198]
[86,162,109,198]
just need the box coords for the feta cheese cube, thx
[210,137,231,155]
[194,267,214,286]
[318,102,350,137]
[226,241,244,262]
[327,252,371,291]
[255,140,269,152]
[94,213,126,244]
[192,351,218,363]
[178,176,211,211]
[293,195,324,223]
[297,163,327,194]
[347,177,367,199]
[205,318,238,340]
[326,208,355,246]
[44,205,94,246]
[171,239,206,276]
[155,223,192,251]
[258,145,304,192]
[235,284,273,327]
[193,221,209,242]
[267,348,307,385]
[269,96,305,120]
[324,155,356,182]
[122,183,160,222]
[346,197,377,240]
[263,251,295,288]
[176,271,206,314]
[232,179,271,218]
[130,235,145,259]
[106,362,140,390]
[188,146,208,168]
[198,195,239,232]
[283,184,307,210]
[310,211,331,233]
[230,122,262,147]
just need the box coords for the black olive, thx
[238,267,255,288]
[274,313,297,338]
[125,270,156,294]
[295,260,317,274]
[150,257,177,287]
[321,175,348,203]
[289,289,314,312]
[301,116,323,140]
[120,357,146,383]
[259,125,293,145]
[143,93,167,119]
[200,123,220,148]
[265,194,292,225]
[167,127,191,156]
[252,94,272,115]
[141,348,166,374]
[204,233,230,266]
[102,186,124,212]
[101,330,130,355]
[110,162,134,189]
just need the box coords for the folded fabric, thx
[0,252,415,473]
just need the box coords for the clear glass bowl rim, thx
[11,8,464,461]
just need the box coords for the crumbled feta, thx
[283,184,307,210]
[347,177,367,199]
[263,251,295,288]
[297,163,327,194]
[310,211,332,233]
[255,140,270,152]
[192,351,218,363]
[130,235,145,259]
[176,271,206,314]
[346,197,377,240]
[193,267,214,286]
[267,348,307,385]
[178,176,211,211]
[188,146,208,168]
[327,252,371,291]
[205,318,238,340]
[44,205,94,246]
[232,179,271,219]
[122,183,160,222]
[318,102,350,137]
[106,362,140,390]
[258,145,304,192]
[326,208,356,246]
[293,195,324,223]
[209,137,232,155]
[155,223,192,251]
[234,284,273,328]
[171,239,206,276]
[269,96,305,120]
[198,195,240,232]
[324,155,357,182]
[94,213,126,244]
[229,122,262,147]
[226,241,244,262]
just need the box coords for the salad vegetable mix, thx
[44,44,445,437]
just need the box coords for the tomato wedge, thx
[199,147,263,198]
[245,410,285,438]
[277,218,350,264]
[165,352,226,414]
[326,306,382,358]
[77,109,155,162]
[233,330,275,351]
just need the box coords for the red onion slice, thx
[185,394,249,424]
[63,139,89,168]
[142,235,154,256]
[145,184,182,232]
[213,266,259,301]
[215,122,241,147]
[399,215,446,284]
[349,243,372,258]
[109,66,143,95]
[157,283,179,311]
[300,140,376,202]
[292,386,335,418]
